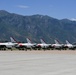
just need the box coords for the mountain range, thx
[0,10,76,43]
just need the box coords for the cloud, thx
[17,5,29,9]
[69,18,76,21]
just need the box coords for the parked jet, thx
[51,40,63,50]
[64,40,74,49]
[36,39,51,50]
[20,38,37,50]
[0,37,17,50]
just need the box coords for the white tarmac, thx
[0,50,76,75]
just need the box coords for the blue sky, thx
[0,0,76,19]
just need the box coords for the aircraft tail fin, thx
[55,40,59,44]
[10,37,17,43]
[66,40,70,44]
[40,39,46,44]
[26,38,31,43]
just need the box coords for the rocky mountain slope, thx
[0,10,76,43]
